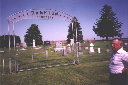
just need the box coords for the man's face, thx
[111,39,122,51]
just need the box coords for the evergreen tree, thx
[67,17,83,43]
[93,4,123,40]
[0,35,21,48]
[24,24,43,46]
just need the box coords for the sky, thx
[0,0,128,42]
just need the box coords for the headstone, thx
[0,51,5,73]
[62,46,67,56]
[67,44,71,53]
[3,59,4,73]
[20,48,27,50]
[78,51,83,55]
[49,47,53,49]
[56,41,62,48]
[124,43,128,47]
[0,51,4,53]
[16,64,19,72]
[16,43,20,48]
[32,54,34,61]
[70,39,74,46]
[85,47,89,50]
[33,39,36,48]
[97,48,101,53]
[89,43,95,53]
[45,50,48,59]
[51,51,54,52]
[106,49,110,53]
[20,43,27,48]
[124,43,128,46]
[9,58,12,73]
[70,39,75,52]
[54,41,63,51]
[34,47,42,49]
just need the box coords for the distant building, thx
[44,41,51,46]
[50,40,67,45]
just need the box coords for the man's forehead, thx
[112,39,120,43]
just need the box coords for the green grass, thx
[1,56,110,85]
[0,40,119,85]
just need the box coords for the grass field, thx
[0,40,127,85]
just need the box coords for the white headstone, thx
[67,44,71,53]
[33,39,36,48]
[45,50,48,58]
[16,43,20,48]
[56,41,62,48]
[20,43,27,48]
[54,41,63,51]
[106,49,110,53]
[3,59,4,73]
[70,39,74,46]
[20,48,27,50]
[85,47,89,50]
[124,43,127,45]
[98,48,101,53]
[89,43,95,53]
[62,46,67,56]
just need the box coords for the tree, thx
[24,24,43,46]
[0,35,21,48]
[93,4,123,40]
[67,17,83,43]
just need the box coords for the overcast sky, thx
[0,0,128,42]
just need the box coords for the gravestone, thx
[45,50,48,59]
[97,48,101,53]
[124,43,128,47]
[67,44,71,53]
[56,42,62,48]
[85,47,89,50]
[124,43,128,46]
[34,47,42,49]
[20,43,27,48]
[20,48,27,50]
[0,51,4,73]
[70,39,74,46]
[62,46,67,56]
[33,39,36,48]
[9,58,12,73]
[54,41,63,52]
[106,49,110,53]
[89,43,95,54]
[70,39,75,52]
[16,43,20,48]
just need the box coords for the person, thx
[109,38,128,85]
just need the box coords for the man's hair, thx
[112,38,123,46]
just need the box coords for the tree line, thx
[0,35,21,48]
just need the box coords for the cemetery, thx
[0,39,128,85]
[0,6,128,85]
[0,39,123,85]
[1,40,111,73]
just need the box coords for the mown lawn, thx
[0,40,113,85]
